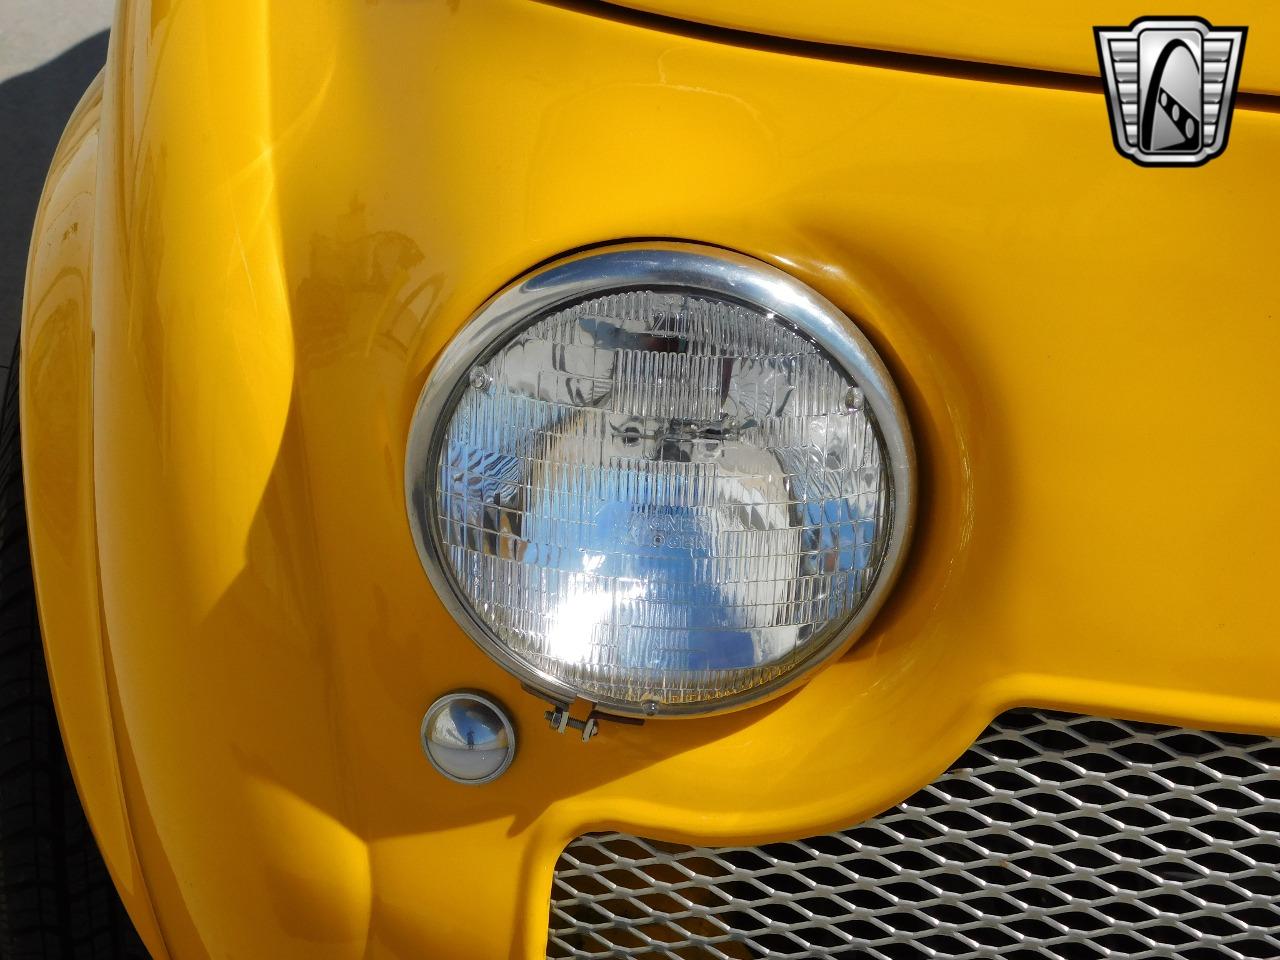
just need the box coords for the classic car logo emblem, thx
[1095,17,1246,166]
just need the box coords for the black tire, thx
[0,344,149,959]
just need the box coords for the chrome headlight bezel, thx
[405,242,916,718]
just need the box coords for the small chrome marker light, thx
[420,692,516,784]
[406,243,915,718]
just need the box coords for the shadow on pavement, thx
[0,30,109,370]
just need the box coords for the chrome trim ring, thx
[405,242,916,718]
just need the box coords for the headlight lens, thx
[407,244,914,717]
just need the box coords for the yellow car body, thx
[20,1,1280,957]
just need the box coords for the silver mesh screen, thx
[547,709,1280,959]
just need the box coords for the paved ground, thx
[0,1,113,375]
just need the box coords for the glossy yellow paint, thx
[20,1,1280,958]
[21,67,169,958]
[611,0,1280,95]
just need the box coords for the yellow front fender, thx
[22,1,1280,957]
[21,66,169,959]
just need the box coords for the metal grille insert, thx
[546,709,1280,959]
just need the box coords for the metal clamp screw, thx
[545,706,600,742]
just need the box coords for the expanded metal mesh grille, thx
[547,709,1280,959]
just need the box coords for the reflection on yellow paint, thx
[20,0,1280,956]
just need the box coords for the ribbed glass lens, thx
[432,288,892,711]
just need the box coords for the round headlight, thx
[406,244,914,718]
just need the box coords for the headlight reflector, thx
[407,245,914,717]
